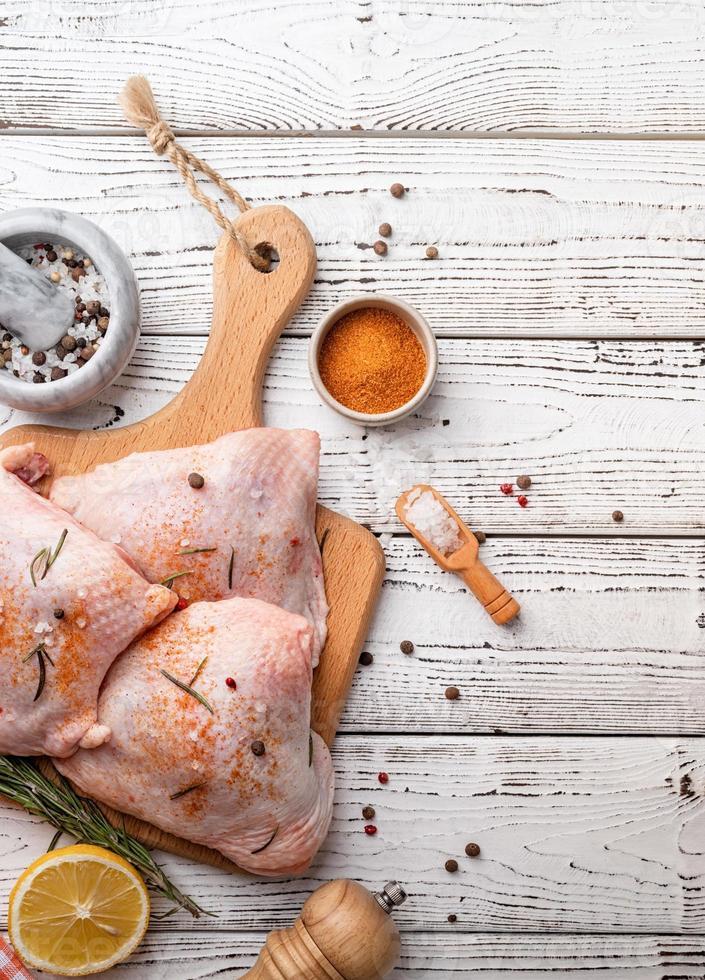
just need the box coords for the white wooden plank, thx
[3,137,705,338]
[3,1,705,134]
[3,335,702,535]
[35,931,705,979]
[2,737,704,934]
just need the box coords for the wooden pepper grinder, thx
[243,880,408,979]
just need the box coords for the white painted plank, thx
[3,137,705,338]
[35,931,705,979]
[2,737,704,933]
[3,1,705,134]
[3,335,703,534]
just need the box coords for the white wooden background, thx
[2,1,705,976]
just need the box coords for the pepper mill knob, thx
[243,879,408,980]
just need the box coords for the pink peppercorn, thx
[225,677,237,689]
[364,824,378,836]
[500,483,513,495]
[517,495,528,508]
[176,597,188,611]
[378,772,389,785]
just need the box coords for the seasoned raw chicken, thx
[56,598,334,876]
[51,429,328,663]
[0,443,176,757]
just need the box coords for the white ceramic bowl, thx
[0,208,140,413]
[308,295,438,426]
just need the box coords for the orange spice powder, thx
[318,307,426,414]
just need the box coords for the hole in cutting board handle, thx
[253,241,280,273]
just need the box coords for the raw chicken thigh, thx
[56,598,334,876]
[51,428,328,663]
[0,443,176,757]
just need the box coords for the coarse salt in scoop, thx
[396,484,520,625]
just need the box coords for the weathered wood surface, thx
[35,932,705,979]
[4,335,703,535]
[3,1,705,135]
[2,737,704,934]
[3,137,705,338]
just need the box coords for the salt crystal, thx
[34,621,53,635]
[180,538,190,548]
[404,489,464,556]
[77,587,87,599]
[76,617,87,629]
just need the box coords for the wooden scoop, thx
[396,484,520,625]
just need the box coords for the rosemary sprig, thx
[189,656,208,687]
[179,547,217,556]
[23,642,54,701]
[169,782,206,801]
[161,570,192,589]
[0,756,207,918]
[29,529,68,586]
[309,732,313,767]
[160,668,214,715]
[228,547,235,591]
[251,825,278,854]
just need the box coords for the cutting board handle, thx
[155,205,317,439]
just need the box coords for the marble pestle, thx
[0,241,74,350]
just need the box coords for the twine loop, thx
[120,75,270,271]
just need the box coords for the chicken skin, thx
[56,598,334,876]
[50,429,328,663]
[0,443,176,757]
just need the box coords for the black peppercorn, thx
[447,914,457,923]
[32,351,46,366]
[390,182,405,198]
[378,222,392,237]
[362,805,375,820]
[359,651,373,666]
[474,530,486,545]
[400,640,414,655]
[612,510,624,522]
[445,686,460,701]
[445,859,459,873]
[53,608,65,619]
[373,240,388,256]
[251,740,265,756]
[188,472,205,489]
[465,842,481,857]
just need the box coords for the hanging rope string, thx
[120,75,270,271]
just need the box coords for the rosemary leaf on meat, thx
[309,733,313,767]
[0,756,208,918]
[160,668,214,715]
[23,642,54,701]
[251,825,279,854]
[179,547,217,556]
[169,782,206,801]
[29,530,69,586]
[189,657,208,687]
[318,528,330,555]
[228,547,235,591]
[161,570,192,589]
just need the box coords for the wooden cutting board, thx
[0,206,385,872]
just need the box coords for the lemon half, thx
[8,844,150,976]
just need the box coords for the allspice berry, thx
[612,510,624,523]
[447,914,457,923]
[362,805,375,820]
[390,182,405,198]
[32,351,46,366]
[445,859,459,873]
[517,475,532,490]
[400,640,414,655]
[60,335,77,352]
[378,222,392,238]
[373,240,388,256]
[474,530,486,545]
[50,367,67,381]
[425,246,438,259]
[188,472,205,489]
[465,842,481,857]
[445,686,460,701]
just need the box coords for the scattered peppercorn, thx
[79,347,94,362]
[188,472,205,489]
[373,240,388,256]
[50,367,67,381]
[425,246,438,259]
[378,222,392,238]
[447,914,457,923]
[175,597,189,611]
[500,483,513,495]
[474,530,486,545]
[517,475,531,490]
[465,842,481,857]
[32,373,44,384]
[251,740,265,756]
[225,677,237,689]
[359,651,374,666]
[45,249,57,262]
[60,335,77,352]
[400,639,414,655]
[53,608,64,619]
[445,859,459,873]
[612,510,624,522]
[364,824,378,836]
[31,351,46,366]
[445,686,460,700]
[378,772,389,785]
[390,182,405,198]
[362,805,375,820]
[517,495,528,508]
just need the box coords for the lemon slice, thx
[8,844,150,976]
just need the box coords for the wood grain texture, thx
[24,932,705,979]
[2,1,705,134]
[4,137,705,338]
[2,737,705,934]
[6,334,703,535]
